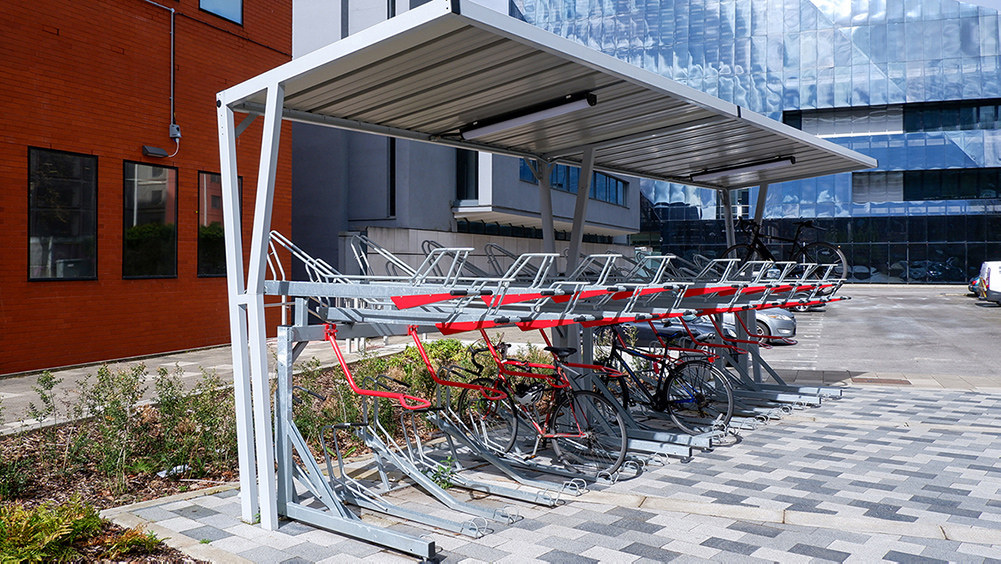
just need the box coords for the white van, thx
[977,261,1001,305]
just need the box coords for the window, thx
[456,149,478,201]
[198,172,241,277]
[28,148,98,280]
[852,167,1001,202]
[200,0,242,24]
[784,99,1001,137]
[123,162,177,278]
[518,161,626,205]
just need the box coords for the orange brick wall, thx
[0,0,293,374]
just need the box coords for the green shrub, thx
[0,458,32,501]
[0,496,103,563]
[153,367,237,477]
[78,364,151,491]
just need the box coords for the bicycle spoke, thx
[550,391,627,475]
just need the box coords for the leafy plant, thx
[103,526,164,558]
[26,371,63,463]
[0,458,32,501]
[153,367,237,478]
[27,371,61,427]
[0,496,103,562]
[78,364,151,491]
[426,456,457,489]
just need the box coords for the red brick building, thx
[0,0,293,374]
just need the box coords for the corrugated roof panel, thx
[223,0,875,190]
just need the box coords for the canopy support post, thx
[217,96,258,525]
[753,183,768,225]
[566,146,595,273]
[249,83,285,531]
[721,189,736,248]
[750,183,768,383]
[535,159,555,253]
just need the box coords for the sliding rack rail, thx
[265,231,850,558]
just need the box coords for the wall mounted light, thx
[690,156,796,182]
[142,145,169,158]
[461,92,598,140]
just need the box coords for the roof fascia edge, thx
[738,109,878,169]
[217,0,459,107]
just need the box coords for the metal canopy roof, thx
[224,0,875,191]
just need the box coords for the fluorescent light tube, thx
[461,93,597,140]
[690,156,796,182]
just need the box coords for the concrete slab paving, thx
[94,383,1001,562]
[5,285,1000,561]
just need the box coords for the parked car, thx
[977,261,1001,305]
[614,309,796,346]
[969,276,981,296]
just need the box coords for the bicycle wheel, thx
[456,378,519,453]
[662,360,734,435]
[597,358,630,409]
[795,242,847,281]
[722,243,764,264]
[550,390,628,476]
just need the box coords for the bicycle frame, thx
[594,326,668,408]
[738,219,828,262]
[475,330,591,441]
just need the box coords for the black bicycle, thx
[723,218,848,281]
[596,324,733,435]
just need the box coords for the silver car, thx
[617,310,796,346]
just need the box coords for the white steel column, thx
[566,147,595,272]
[535,159,555,253]
[246,83,286,531]
[216,96,258,524]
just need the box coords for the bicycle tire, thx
[795,242,847,281]
[662,360,734,435]
[550,390,628,476]
[722,243,764,264]
[597,358,630,409]
[456,377,519,453]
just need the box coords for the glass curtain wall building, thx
[518,0,1001,283]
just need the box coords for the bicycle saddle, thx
[543,346,577,360]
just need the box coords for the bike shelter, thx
[216,1,876,558]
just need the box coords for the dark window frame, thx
[27,147,99,281]
[122,160,179,279]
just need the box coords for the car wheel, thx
[756,321,768,344]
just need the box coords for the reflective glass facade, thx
[519,0,1001,282]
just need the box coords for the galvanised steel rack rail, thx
[264,230,850,558]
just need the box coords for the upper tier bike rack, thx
[265,231,850,557]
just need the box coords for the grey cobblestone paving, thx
[103,386,1001,562]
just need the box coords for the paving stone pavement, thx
[102,384,1001,563]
